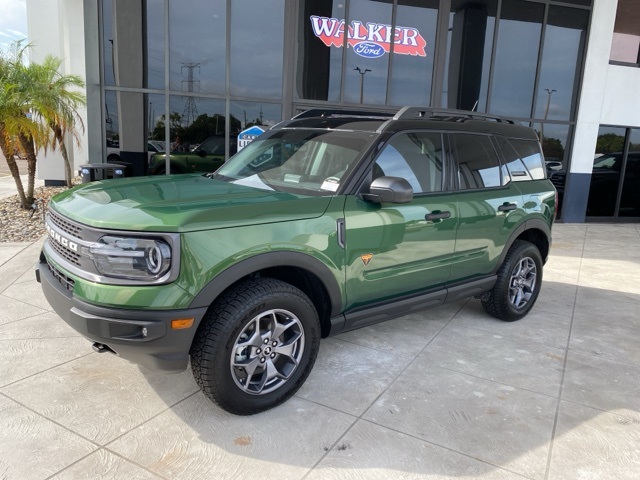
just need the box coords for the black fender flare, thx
[188,251,344,316]
[493,218,552,274]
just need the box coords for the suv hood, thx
[50,174,333,232]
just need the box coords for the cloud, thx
[0,0,27,44]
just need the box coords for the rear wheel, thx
[190,278,320,415]
[481,240,543,321]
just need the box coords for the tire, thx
[190,278,321,415]
[481,240,543,322]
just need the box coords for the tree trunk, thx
[18,132,37,206]
[54,127,73,187]
[0,125,30,209]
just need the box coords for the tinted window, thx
[495,136,532,182]
[509,139,545,180]
[374,132,444,194]
[610,0,640,64]
[453,134,502,189]
[489,0,543,117]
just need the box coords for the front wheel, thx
[481,240,543,322]
[190,278,320,415]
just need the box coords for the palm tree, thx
[0,42,86,208]
[26,55,86,187]
[0,42,50,209]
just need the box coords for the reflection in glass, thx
[587,126,626,217]
[102,0,164,89]
[170,0,226,95]
[343,0,392,104]
[230,0,284,99]
[388,0,438,107]
[297,0,346,101]
[534,7,588,121]
[618,129,640,218]
[230,102,282,132]
[489,0,543,118]
[610,0,640,64]
[443,0,496,112]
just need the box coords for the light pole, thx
[541,88,557,142]
[354,67,371,104]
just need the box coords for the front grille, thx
[49,209,85,240]
[47,259,75,292]
[48,236,82,266]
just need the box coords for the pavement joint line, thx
[543,224,588,480]
[99,447,173,480]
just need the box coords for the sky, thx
[0,0,27,52]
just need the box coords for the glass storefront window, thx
[489,0,543,118]
[534,7,588,122]
[297,0,346,101]
[610,0,640,64]
[443,0,497,112]
[230,101,282,133]
[388,0,438,107]
[168,96,226,149]
[588,126,627,217]
[170,0,226,95]
[618,129,640,218]
[230,0,285,99]
[343,0,392,104]
[102,0,165,89]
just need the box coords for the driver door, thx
[343,131,457,312]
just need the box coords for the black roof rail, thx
[293,109,395,120]
[393,106,516,124]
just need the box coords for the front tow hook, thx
[92,342,116,354]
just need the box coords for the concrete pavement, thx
[0,224,639,479]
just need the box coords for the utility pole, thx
[541,88,556,142]
[354,67,371,104]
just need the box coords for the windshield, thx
[593,154,621,171]
[214,129,375,195]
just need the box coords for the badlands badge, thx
[360,253,373,266]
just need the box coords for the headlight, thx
[87,236,172,280]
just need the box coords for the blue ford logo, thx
[354,41,385,58]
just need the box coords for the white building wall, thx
[26,0,87,183]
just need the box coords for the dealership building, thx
[26,0,640,222]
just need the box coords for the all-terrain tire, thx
[481,240,543,322]
[190,278,320,415]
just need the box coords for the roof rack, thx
[293,109,395,120]
[393,106,515,124]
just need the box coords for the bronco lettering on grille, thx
[46,223,79,253]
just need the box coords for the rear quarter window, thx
[508,139,546,180]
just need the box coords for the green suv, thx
[37,108,556,415]
[147,135,237,175]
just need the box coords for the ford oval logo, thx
[354,41,385,59]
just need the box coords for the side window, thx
[495,136,533,182]
[373,132,444,194]
[509,139,545,180]
[453,134,502,189]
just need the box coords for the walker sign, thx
[237,126,266,151]
[310,16,427,58]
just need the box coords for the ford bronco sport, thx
[37,107,556,415]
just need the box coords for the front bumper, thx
[36,257,208,373]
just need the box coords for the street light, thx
[354,67,371,104]
[541,88,557,142]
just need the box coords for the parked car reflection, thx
[148,136,238,175]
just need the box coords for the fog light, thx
[142,327,148,337]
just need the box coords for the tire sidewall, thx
[500,242,543,320]
[207,284,320,412]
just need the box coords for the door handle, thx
[498,203,517,212]
[425,210,451,221]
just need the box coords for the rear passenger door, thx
[449,133,525,282]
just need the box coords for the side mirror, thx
[197,149,207,157]
[362,176,413,204]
